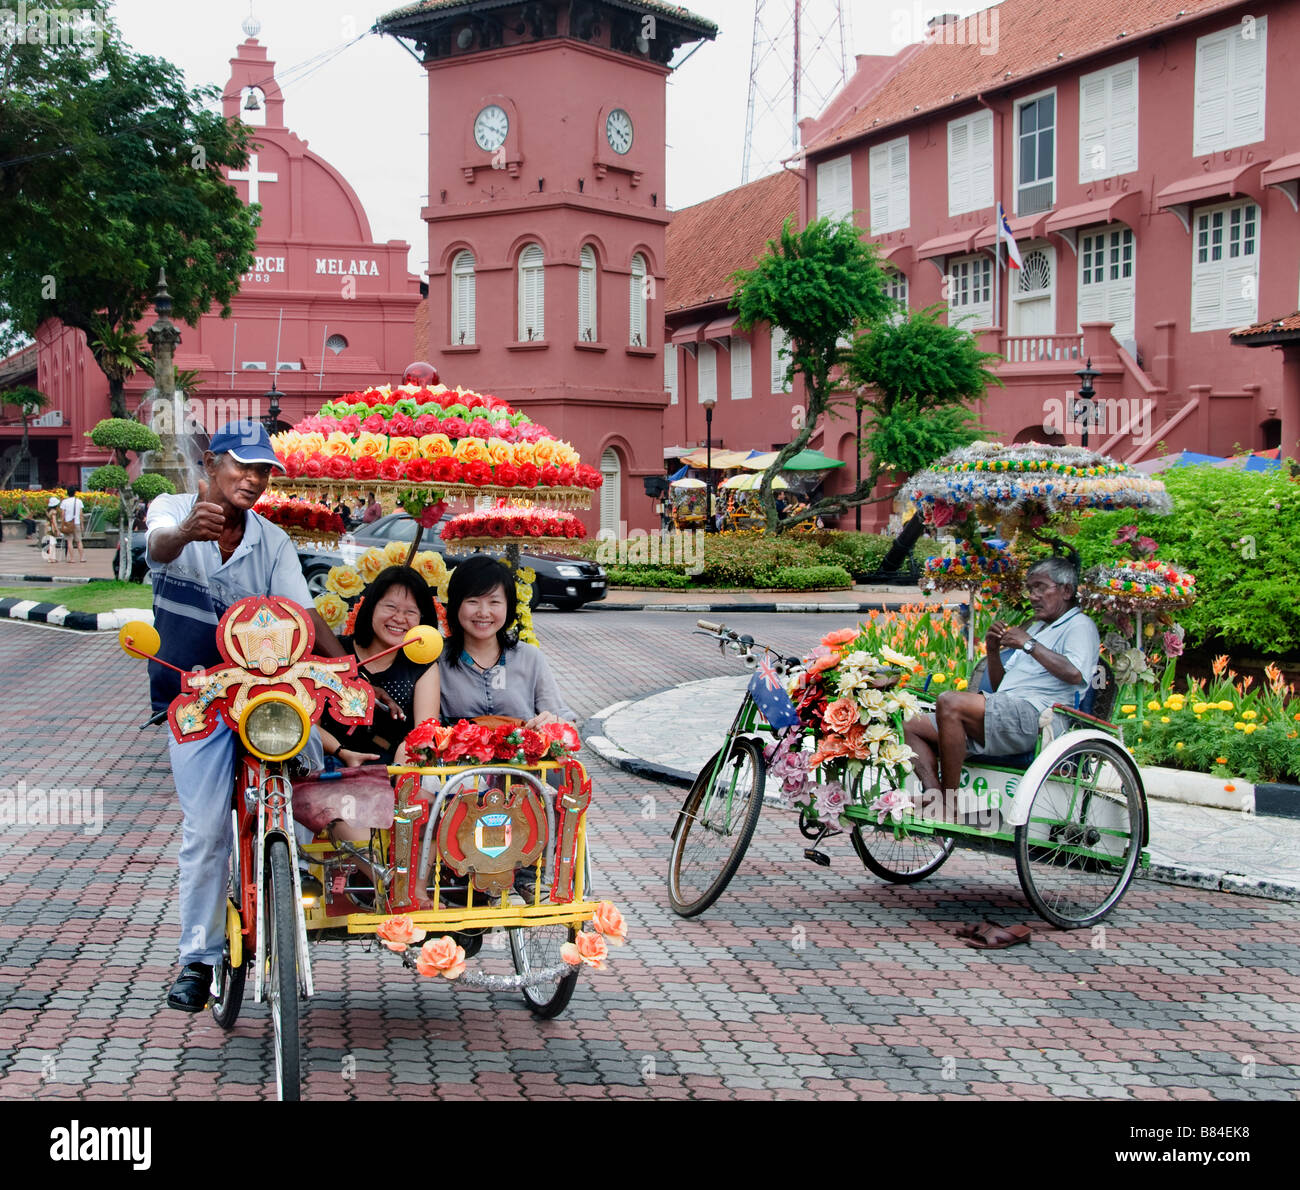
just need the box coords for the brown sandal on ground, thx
[964,922,1032,950]
[953,920,1000,940]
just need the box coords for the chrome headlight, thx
[239,694,310,761]
[556,564,583,578]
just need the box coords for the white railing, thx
[1000,333,1084,364]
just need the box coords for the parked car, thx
[116,513,607,612]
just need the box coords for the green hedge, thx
[1070,466,1300,654]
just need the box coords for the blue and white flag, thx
[748,656,801,729]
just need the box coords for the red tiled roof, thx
[664,170,800,314]
[806,0,1245,155]
[1231,312,1300,340]
[379,0,716,35]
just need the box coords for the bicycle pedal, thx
[803,848,831,867]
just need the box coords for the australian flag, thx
[749,656,801,729]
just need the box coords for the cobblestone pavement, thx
[0,613,1297,1102]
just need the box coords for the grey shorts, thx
[920,692,1042,758]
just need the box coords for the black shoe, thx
[167,962,213,1012]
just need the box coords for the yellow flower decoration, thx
[487,438,515,466]
[437,576,450,602]
[411,550,447,588]
[552,442,580,467]
[452,437,490,464]
[512,441,536,466]
[1147,700,1161,712]
[383,540,411,568]
[1120,704,1137,714]
[313,592,347,630]
[323,431,353,459]
[351,431,385,460]
[1193,702,1209,714]
[1216,700,1233,711]
[419,433,452,460]
[931,673,947,684]
[357,547,387,584]
[387,437,417,462]
[531,438,557,465]
[518,566,537,583]
[956,678,968,691]
[325,565,365,598]
[1242,710,1257,720]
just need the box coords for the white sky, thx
[109,0,987,277]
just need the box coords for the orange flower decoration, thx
[591,902,628,946]
[487,438,515,466]
[387,437,417,462]
[512,441,537,466]
[452,437,490,464]
[531,437,557,465]
[823,697,858,735]
[821,627,857,648]
[376,915,426,953]
[806,654,838,677]
[323,432,353,459]
[414,935,467,980]
[561,930,608,971]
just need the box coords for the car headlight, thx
[239,693,310,761]
[556,565,583,578]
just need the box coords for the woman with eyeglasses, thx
[318,566,442,767]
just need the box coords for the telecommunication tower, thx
[742,0,851,183]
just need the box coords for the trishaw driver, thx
[147,421,347,1012]
[903,557,1100,815]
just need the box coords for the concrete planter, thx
[1141,765,1253,812]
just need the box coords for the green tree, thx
[730,216,894,532]
[0,385,50,488]
[0,4,259,419]
[86,418,174,579]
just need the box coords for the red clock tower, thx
[377,0,716,533]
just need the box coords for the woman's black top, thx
[321,634,432,764]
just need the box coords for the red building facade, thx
[9,38,422,489]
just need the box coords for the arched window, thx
[578,245,597,341]
[518,243,545,340]
[599,447,621,535]
[451,250,476,345]
[629,253,648,346]
[325,333,348,355]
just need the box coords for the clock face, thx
[605,108,633,155]
[473,105,509,152]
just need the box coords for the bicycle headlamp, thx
[239,693,310,761]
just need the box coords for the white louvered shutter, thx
[665,343,677,404]
[730,337,752,400]
[1228,17,1267,148]
[578,245,597,341]
[948,118,970,215]
[518,244,544,340]
[1078,72,1109,180]
[869,136,909,233]
[816,155,853,223]
[1193,32,1231,153]
[1109,63,1139,174]
[770,327,791,393]
[599,448,620,535]
[698,343,717,403]
[629,253,647,346]
[869,143,891,231]
[969,111,993,211]
[452,250,475,345]
[1190,266,1225,332]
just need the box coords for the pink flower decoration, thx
[414,936,466,980]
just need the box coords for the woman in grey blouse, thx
[438,555,576,725]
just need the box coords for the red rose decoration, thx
[517,463,540,488]
[362,412,387,434]
[339,414,361,435]
[431,457,461,483]
[325,455,352,479]
[464,460,493,486]
[556,464,575,486]
[507,515,530,536]
[389,413,415,437]
[404,458,433,482]
[540,464,559,486]
[302,454,325,478]
[440,417,468,439]
[518,729,548,763]
[378,458,404,481]
[463,393,484,410]
[467,417,494,439]
[283,452,304,477]
[353,455,379,480]
[494,463,519,488]
[413,413,439,436]
[495,423,518,443]
[540,721,581,758]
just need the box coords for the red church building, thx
[3,37,422,490]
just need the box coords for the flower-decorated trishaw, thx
[124,367,625,1100]
[669,443,1189,931]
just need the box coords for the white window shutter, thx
[599,448,620,535]
[890,139,909,229]
[770,327,791,393]
[1077,271,1106,326]
[869,137,909,233]
[665,343,677,404]
[578,245,597,341]
[518,244,544,340]
[629,253,647,346]
[698,343,717,403]
[1222,258,1259,326]
[1193,33,1231,154]
[948,119,970,215]
[1228,16,1267,148]
[1105,278,1136,341]
[1109,63,1139,174]
[1190,265,1225,332]
[969,111,993,211]
[1078,73,1109,180]
[817,155,852,223]
[730,337,752,400]
[452,250,475,345]
[869,143,890,232]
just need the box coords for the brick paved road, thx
[0,613,1297,1102]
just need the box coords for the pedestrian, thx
[42,497,63,563]
[362,491,382,524]
[59,485,85,563]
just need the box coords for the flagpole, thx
[994,203,1001,336]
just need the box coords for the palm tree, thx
[0,385,49,488]
[89,318,149,420]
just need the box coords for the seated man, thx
[903,557,1100,815]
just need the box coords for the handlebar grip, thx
[697,619,723,632]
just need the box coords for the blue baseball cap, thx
[208,420,286,472]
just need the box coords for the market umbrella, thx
[679,448,754,470]
[719,472,790,490]
[741,448,846,471]
[669,477,706,488]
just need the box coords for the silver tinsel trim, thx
[395,948,570,990]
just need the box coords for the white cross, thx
[229,154,279,205]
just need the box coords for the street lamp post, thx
[1074,357,1099,448]
[854,396,863,531]
[262,380,281,432]
[702,395,716,533]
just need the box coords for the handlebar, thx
[693,619,804,678]
[696,618,722,632]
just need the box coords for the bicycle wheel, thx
[667,737,766,917]
[508,924,580,1019]
[850,826,956,883]
[265,839,302,1101]
[211,812,247,1030]
[1014,736,1146,929]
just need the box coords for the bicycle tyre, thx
[211,811,246,1031]
[265,839,301,1101]
[850,826,956,883]
[667,737,766,918]
[508,924,580,1019]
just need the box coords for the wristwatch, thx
[1022,638,1037,654]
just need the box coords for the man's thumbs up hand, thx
[183,476,225,542]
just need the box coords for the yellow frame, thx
[238,692,311,761]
